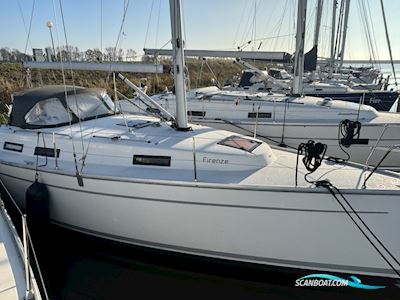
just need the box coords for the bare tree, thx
[85,49,95,61]
[93,48,103,62]
[104,47,115,61]
[126,49,136,61]
[117,49,124,61]
[0,48,31,62]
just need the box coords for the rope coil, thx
[295,140,327,186]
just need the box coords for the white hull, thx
[1,163,399,278]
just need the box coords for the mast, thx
[379,0,398,90]
[328,0,337,78]
[169,0,189,130]
[310,0,323,79]
[292,0,307,96]
[313,0,324,47]
[339,0,350,68]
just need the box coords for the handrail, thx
[22,214,31,299]
[362,144,400,188]
[192,137,198,182]
[363,124,389,168]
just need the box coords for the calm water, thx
[3,64,400,300]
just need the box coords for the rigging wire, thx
[365,0,381,68]
[204,60,221,88]
[153,0,162,94]
[117,91,169,123]
[143,0,155,49]
[259,2,279,50]
[304,1,317,50]
[51,0,83,186]
[154,0,162,49]
[17,0,37,88]
[106,0,130,84]
[100,0,103,59]
[360,1,376,62]
[379,0,398,89]
[16,0,34,53]
[320,1,331,58]
[237,34,295,51]
[357,0,378,64]
[288,0,296,53]
[23,0,36,55]
[356,0,372,62]
[239,1,257,48]
[58,0,85,156]
[272,0,289,51]
[251,0,257,51]
[196,59,205,89]
[232,1,251,47]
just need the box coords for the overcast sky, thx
[1,0,399,60]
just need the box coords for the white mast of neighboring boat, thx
[169,0,189,130]
[313,0,324,48]
[311,0,323,80]
[292,0,307,96]
[328,0,337,78]
[379,0,398,89]
[339,0,351,68]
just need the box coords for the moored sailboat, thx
[0,0,399,281]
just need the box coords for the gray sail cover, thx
[9,85,105,129]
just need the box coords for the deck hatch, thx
[34,146,60,158]
[133,155,171,166]
[218,135,261,153]
[3,142,23,152]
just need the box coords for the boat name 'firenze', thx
[202,157,229,164]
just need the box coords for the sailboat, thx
[143,0,399,112]
[130,84,400,170]
[233,0,399,111]
[0,0,400,280]
[128,0,400,170]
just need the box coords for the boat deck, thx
[241,148,400,190]
[1,112,400,191]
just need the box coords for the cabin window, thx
[34,146,60,158]
[188,111,206,117]
[218,135,261,153]
[133,155,171,166]
[25,98,71,126]
[248,112,271,118]
[3,142,23,152]
[66,92,114,120]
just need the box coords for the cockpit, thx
[9,86,115,129]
